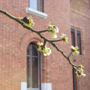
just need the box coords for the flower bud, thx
[37,42,51,56]
[61,34,68,44]
[48,24,59,38]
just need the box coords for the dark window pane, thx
[77,31,82,55]
[38,0,44,12]
[71,29,75,46]
[32,44,38,56]
[71,29,77,90]
[32,57,38,88]
[27,56,31,88]
[72,68,77,90]
[27,45,30,56]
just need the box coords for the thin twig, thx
[43,39,46,47]
[39,29,49,33]
[67,52,72,58]
[50,39,63,42]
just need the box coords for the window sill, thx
[26,8,48,19]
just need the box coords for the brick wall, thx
[0,0,90,90]
[70,0,90,90]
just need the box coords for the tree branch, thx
[50,39,63,42]
[0,9,76,68]
[39,29,49,33]
[67,52,72,58]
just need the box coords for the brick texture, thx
[0,0,90,90]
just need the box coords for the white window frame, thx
[26,0,48,18]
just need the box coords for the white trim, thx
[21,82,52,90]
[26,8,48,19]
[41,83,52,90]
[21,82,27,90]
[27,88,39,90]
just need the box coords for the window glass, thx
[27,56,31,88]
[32,44,38,57]
[27,43,41,89]
[30,0,37,10]
[32,57,38,88]
[71,29,75,46]
[30,0,44,12]
[77,31,82,55]
[72,68,77,90]
[71,29,82,55]
[71,29,77,90]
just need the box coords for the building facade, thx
[0,0,90,90]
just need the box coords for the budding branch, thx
[0,9,77,69]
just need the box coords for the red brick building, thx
[0,0,90,90]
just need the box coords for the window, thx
[71,29,75,46]
[26,0,47,18]
[77,31,82,55]
[29,0,44,12]
[27,42,41,89]
[71,28,78,90]
[71,28,82,55]
[72,68,77,90]
[71,28,82,90]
